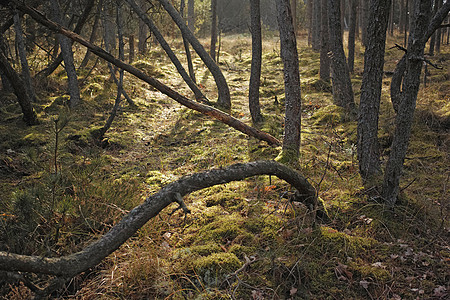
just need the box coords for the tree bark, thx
[158,0,231,109]
[291,0,297,35]
[50,0,81,108]
[312,0,321,51]
[128,34,134,63]
[125,0,207,102]
[0,38,38,125]
[249,0,263,124]
[0,160,316,277]
[276,0,302,161]
[14,1,280,146]
[180,0,197,84]
[360,0,369,46]
[307,0,312,46]
[383,0,450,206]
[320,0,330,82]
[347,0,358,73]
[210,0,217,61]
[13,10,36,102]
[187,0,195,32]
[79,0,102,69]
[328,0,355,111]
[357,0,391,184]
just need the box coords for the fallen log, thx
[10,0,281,146]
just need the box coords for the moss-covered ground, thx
[0,32,448,299]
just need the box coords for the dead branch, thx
[11,0,281,146]
[0,161,316,280]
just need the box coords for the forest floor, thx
[0,33,449,299]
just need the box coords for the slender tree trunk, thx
[276,0,302,162]
[312,0,321,51]
[249,0,263,124]
[435,0,442,53]
[357,0,391,185]
[128,34,134,63]
[158,0,231,109]
[347,0,358,73]
[389,0,395,35]
[50,0,81,108]
[125,0,207,102]
[104,4,116,53]
[180,0,196,84]
[328,0,355,111]
[291,0,297,35]
[320,0,330,82]
[307,0,312,46]
[399,0,405,33]
[429,0,439,55]
[210,0,217,61]
[187,0,195,32]
[13,11,36,102]
[361,0,368,46]
[383,0,450,205]
[79,0,102,69]
[0,37,38,125]
[404,0,409,47]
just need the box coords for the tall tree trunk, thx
[210,0,217,61]
[13,10,36,102]
[328,0,355,111]
[0,37,38,125]
[383,0,450,206]
[428,0,439,55]
[276,0,302,162]
[399,0,405,33]
[320,0,330,82]
[249,0,263,124]
[187,0,195,32]
[104,3,116,53]
[307,0,313,46]
[50,0,81,108]
[125,0,206,102]
[158,0,231,109]
[347,0,358,73]
[312,0,321,51]
[357,0,391,185]
[435,0,442,53]
[79,0,102,69]
[389,0,395,35]
[128,34,134,63]
[180,0,196,84]
[291,0,297,35]
[360,0,369,46]
[403,0,410,47]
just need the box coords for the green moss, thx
[197,213,254,245]
[193,252,241,286]
[275,147,299,165]
[145,170,175,186]
[311,105,346,125]
[44,96,70,114]
[318,226,377,257]
[132,60,165,78]
[349,259,391,282]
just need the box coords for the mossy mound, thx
[193,252,241,286]
[132,60,165,78]
[310,104,346,125]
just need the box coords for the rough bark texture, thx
[382,0,450,206]
[13,11,36,102]
[158,0,230,109]
[0,160,316,277]
[128,34,134,63]
[125,0,206,102]
[361,0,369,46]
[347,0,358,73]
[357,0,391,184]
[328,0,355,111]
[319,0,330,82]
[50,0,81,108]
[276,0,302,160]
[0,42,38,125]
[291,0,297,34]
[312,0,321,51]
[187,0,195,32]
[249,0,263,124]
[15,2,280,146]
[210,0,217,61]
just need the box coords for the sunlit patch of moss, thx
[275,148,299,166]
[228,244,256,259]
[310,104,346,125]
[197,213,255,245]
[132,60,165,78]
[301,78,332,93]
[349,259,391,282]
[193,252,241,286]
[43,96,70,114]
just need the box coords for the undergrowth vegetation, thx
[0,33,449,299]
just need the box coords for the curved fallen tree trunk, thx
[0,160,317,278]
[11,1,280,146]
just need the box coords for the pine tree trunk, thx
[180,0,196,83]
[158,0,231,109]
[50,0,81,108]
[276,0,302,161]
[249,0,263,124]
[307,0,312,46]
[291,0,297,35]
[79,0,102,69]
[210,0,217,61]
[312,0,321,51]
[319,0,330,82]
[328,0,355,111]
[360,0,368,46]
[357,0,391,185]
[187,0,195,32]
[347,0,358,73]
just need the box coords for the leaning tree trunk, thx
[328,0,355,111]
[210,0,217,61]
[0,38,38,125]
[14,1,281,146]
[50,0,81,108]
[276,0,302,162]
[125,0,207,102]
[319,0,330,82]
[382,0,450,206]
[347,0,358,73]
[180,0,196,84]
[249,0,263,124]
[357,0,391,185]
[13,10,36,103]
[158,0,231,109]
